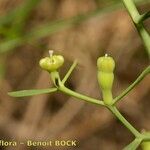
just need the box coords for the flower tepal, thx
[39,50,64,72]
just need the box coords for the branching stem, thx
[7,1,150,149]
[108,106,141,137]
[59,85,105,106]
[113,65,150,105]
[121,0,150,56]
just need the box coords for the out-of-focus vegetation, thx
[0,0,150,150]
[0,0,149,77]
[0,0,148,54]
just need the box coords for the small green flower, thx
[39,50,64,72]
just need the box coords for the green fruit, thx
[97,54,115,105]
[141,141,150,150]
[141,132,150,150]
[39,55,64,72]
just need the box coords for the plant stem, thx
[108,106,141,137]
[121,0,150,56]
[113,65,150,105]
[123,138,142,150]
[50,70,104,106]
[62,60,78,84]
[59,85,105,106]
[139,11,150,23]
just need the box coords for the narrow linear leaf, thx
[8,88,57,97]
[123,138,142,150]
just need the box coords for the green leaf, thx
[8,88,57,97]
[123,138,142,150]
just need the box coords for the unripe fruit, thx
[97,54,115,72]
[141,141,150,150]
[141,131,150,150]
[97,54,115,105]
[39,54,64,72]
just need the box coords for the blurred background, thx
[0,0,150,149]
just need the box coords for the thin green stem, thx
[123,138,142,150]
[137,24,150,57]
[121,0,140,23]
[143,136,150,141]
[59,85,105,106]
[121,0,150,56]
[139,11,150,23]
[141,132,150,141]
[108,106,141,137]
[112,65,150,105]
[49,71,104,106]
[50,71,61,87]
[62,60,78,84]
